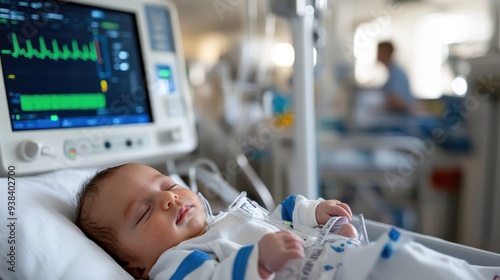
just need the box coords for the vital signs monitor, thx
[0,0,197,175]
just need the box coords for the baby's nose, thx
[161,192,179,210]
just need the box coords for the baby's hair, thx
[75,164,131,267]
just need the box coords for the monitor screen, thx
[0,0,153,131]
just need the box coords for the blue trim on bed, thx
[232,245,254,280]
[171,250,211,280]
[281,194,297,225]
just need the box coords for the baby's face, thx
[93,163,206,275]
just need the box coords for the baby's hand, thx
[258,230,305,277]
[315,199,353,225]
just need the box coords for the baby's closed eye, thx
[137,205,152,224]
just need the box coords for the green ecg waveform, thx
[1,33,98,62]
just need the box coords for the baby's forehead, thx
[87,187,123,225]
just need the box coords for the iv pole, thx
[271,0,319,198]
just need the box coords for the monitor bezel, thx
[0,0,198,175]
[1,0,155,132]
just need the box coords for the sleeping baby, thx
[76,163,499,279]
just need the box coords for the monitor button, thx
[77,140,92,155]
[126,139,133,147]
[170,129,182,142]
[41,145,53,156]
[104,141,112,149]
[18,140,42,161]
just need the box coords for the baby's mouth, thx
[176,206,192,224]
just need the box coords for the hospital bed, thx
[0,0,499,279]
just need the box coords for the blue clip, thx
[388,227,400,242]
[324,265,334,271]
[381,244,393,259]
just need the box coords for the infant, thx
[77,163,499,279]
[76,163,357,279]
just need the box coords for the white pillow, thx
[0,168,134,280]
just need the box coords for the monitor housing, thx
[0,0,197,175]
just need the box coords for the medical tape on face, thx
[198,192,215,226]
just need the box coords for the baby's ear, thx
[124,264,147,279]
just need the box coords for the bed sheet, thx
[351,217,500,267]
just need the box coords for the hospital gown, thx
[149,193,500,280]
